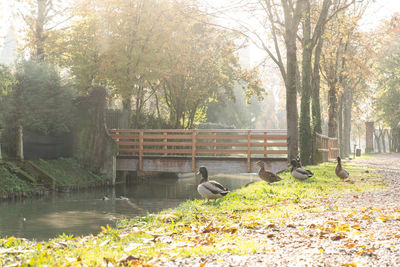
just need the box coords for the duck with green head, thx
[197,166,229,201]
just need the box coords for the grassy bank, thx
[0,160,385,266]
[0,158,106,198]
[31,158,105,187]
[0,163,35,195]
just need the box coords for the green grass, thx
[0,164,35,194]
[0,160,386,266]
[32,158,105,186]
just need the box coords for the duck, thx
[295,155,314,176]
[197,166,229,201]
[256,161,282,183]
[102,195,109,201]
[290,160,313,180]
[335,156,349,180]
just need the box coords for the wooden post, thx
[213,132,216,156]
[365,121,374,153]
[17,125,24,161]
[112,155,116,185]
[163,132,167,156]
[115,130,120,142]
[247,130,251,172]
[139,131,143,171]
[192,131,197,172]
[264,131,267,158]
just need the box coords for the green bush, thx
[1,60,75,157]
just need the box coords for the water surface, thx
[0,173,259,241]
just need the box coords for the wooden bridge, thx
[110,129,289,174]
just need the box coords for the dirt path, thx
[164,154,400,266]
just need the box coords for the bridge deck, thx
[117,155,288,174]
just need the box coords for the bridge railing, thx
[314,132,339,162]
[110,129,287,172]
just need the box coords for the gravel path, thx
[161,154,400,266]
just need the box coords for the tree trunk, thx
[374,129,382,153]
[343,89,353,157]
[382,130,386,152]
[299,1,312,165]
[328,84,338,138]
[285,32,299,162]
[338,94,343,157]
[35,0,47,62]
[312,37,323,135]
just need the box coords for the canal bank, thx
[0,172,260,241]
[0,158,110,200]
[0,159,386,266]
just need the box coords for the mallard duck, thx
[256,161,282,183]
[295,155,314,176]
[197,166,229,201]
[290,160,313,180]
[335,156,349,180]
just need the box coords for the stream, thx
[0,173,259,241]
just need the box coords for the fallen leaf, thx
[124,243,140,252]
[201,221,215,233]
[331,233,345,241]
[99,239,110,247]
[361,215,372,220]
[344,243,356,249]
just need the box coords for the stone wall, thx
[72,87,117,184]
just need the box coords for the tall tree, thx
[299,0,332,164]
[19,0,69,62]
[253,0,305,161]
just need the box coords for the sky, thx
[1,0,400,64]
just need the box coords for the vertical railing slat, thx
[213,132,217,156]
[264,132,267,158]
[163,132,167,156]
[192,130,196,172]
[139,131,143,171]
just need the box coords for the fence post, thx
[192,130,197,172]
[17,125,24,161]
[264,131,267,158]
[163,132,167,156]
[139,131,143,171]
[212,132,217,156]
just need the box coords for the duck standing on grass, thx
[197,166,229,201]
[335,156,349,180]
[290,160,314,181]
[256,161,282,183]
[296,155,314,176]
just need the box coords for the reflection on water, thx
[0,173,259,241]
